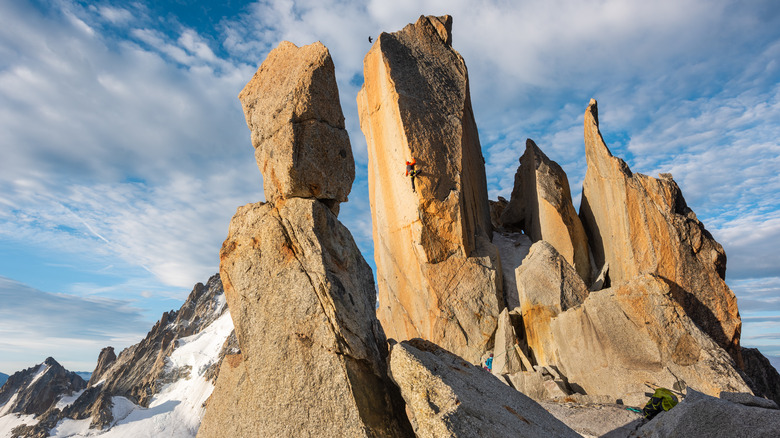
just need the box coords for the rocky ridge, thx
[579,99,743,365]
[78,274,227,413]
[6,13,776,438]
[194,13,779,437]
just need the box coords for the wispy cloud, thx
[0,0,262,291]
[0,276,150,373]
[0,172,257,289]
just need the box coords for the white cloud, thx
[97,5,133,25]
[0,171,259,289]
[0,0,263,290]
[712,213,780,280]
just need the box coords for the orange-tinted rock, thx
[551,275,751,406]
[579,99,742,365]
[514,241,589,367]
[501,139,591,284]
[357,16,499,363]
[239,41,354,214]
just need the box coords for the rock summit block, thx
[239,41,354,213]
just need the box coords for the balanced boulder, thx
[239,41,354,213]
[199,41,409,437]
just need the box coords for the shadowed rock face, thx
[358,15,500,363]
[501,139,591,284]
[579,99,742,365]
[199,40,410,438]
[239,41,354,214]
[741,347,780,407]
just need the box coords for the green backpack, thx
[642,388,679,420]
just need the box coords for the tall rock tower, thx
[198,41,410,438]
[579,99,742,365]
[358,16,501,363]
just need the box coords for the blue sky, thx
[1,0,779,374]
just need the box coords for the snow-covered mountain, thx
[0,274,235,438]
[0,357,86,437]
[0,358,86,417]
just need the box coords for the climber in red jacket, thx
[405,158,419,192]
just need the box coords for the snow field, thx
[49,310,233,437]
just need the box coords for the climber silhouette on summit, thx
[405,158,419,192]
[368,36,373,43]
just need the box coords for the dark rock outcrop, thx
[203,330,239,384]
[741,347,780,407]
[489,197,508,229]
[88,347,116,386]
